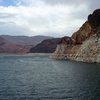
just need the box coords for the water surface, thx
[0,54,100,100]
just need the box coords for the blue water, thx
[0,54,100,100]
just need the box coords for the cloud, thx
[0,0,99,37]
[14,0,86,6]
[0,13,16,18]
[0,21,33,36]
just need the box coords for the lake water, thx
[0,54,100,100]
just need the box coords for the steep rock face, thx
[88,9,100,38]
[74,35,100,63]
[52,37,73,59]
[88,9,100,28]
[71,21,92,44]
[52,9,100,63]
[52,44,81,59]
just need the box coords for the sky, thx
[0,0,99,37]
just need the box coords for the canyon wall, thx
[52,9,100,63]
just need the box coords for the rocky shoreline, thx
[52,9,100,63]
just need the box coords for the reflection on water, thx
[0,54,100,100]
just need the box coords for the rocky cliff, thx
[52,9,100,63]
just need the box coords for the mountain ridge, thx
[0,35,53,53]
[1,35,53,46]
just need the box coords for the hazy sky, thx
[0,0,99,37]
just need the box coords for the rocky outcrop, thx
[71,21,92,44]
[74,35,100,63]
[88,9,100,28]
[52,9,100,63]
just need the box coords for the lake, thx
[0,54,100,100]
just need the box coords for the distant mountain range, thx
[1,35,53,46]
[0,36,32,53]
[0,35,55,53]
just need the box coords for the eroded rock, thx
[52,9,100,63]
